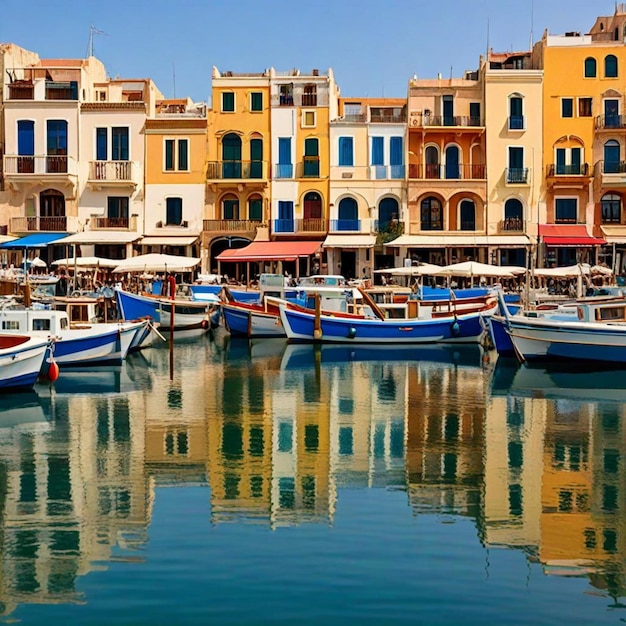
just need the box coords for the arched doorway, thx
[222,134,242,178]
[504,198,523,230]
[459,199,475,230]
[425,146,440,179]
[338,197,358,230]
[39,189,66,230]
[378,197,399,230]
[604,140,621,173]
[445,145,460,179]
[303,191,322,230]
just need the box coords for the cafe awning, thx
[601,225,626,244]
[385,234,531,247]
[140,236,198,246]
[322,234,377,248]
[0,232,68,249]
[216,241,321,262]
[539,224,605,247]
[56,231,141,245]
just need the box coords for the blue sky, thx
[0,0,612,103]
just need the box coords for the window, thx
[555,147,582,174]
[164,139,189,171]
[420,196,443,230]
[555,198,578,223]
[276,200,294,232]
[223,197,239,220]
[302,111,316,127]
[2,320,19,330]
[602,193,621,223]
[250,92,263,112]
[579,98,592,117]
[390,136,404,178]
[509,95,524,129]
[303,138,319,177]
[277,137,292,178]
[469,102,481,124]
[222,91,235,112]
[584,57,597,77]
[111,127,129,161]
[605,54,618,78]
[17,120,35,172]
[338,136,354,166]
[508,146,526,182]
[460,199,476,230]
[96,127,107,160]
[604,140,621,172]
[248,195,263,221]
[371,137,384,166]
[47,120,67,155]
[249,138,263,178]
[166,197,183,225]
[561,98,573,118]
[32,318,51,331]
[107,196,129,219]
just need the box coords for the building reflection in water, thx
[0,338,625,614]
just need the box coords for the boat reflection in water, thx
[0,339,624,620]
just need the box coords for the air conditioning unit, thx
[341,172,353,178]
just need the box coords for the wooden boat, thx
[0,334,51,390]
[493,293,626,365]
[0,307,148,367]
[278,291,498,344]
[115,287,218,334]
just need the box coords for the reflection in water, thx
[0,338,624,618]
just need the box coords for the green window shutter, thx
[178,139,189,170]
[222,92,235,112]
[165,139,174,170]
[249,198,263,221]
[251,92,263,111]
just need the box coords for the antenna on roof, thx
[87,25,109,58]
[173,60,176,98]
[530,0,535,48]
[486,18,490,59]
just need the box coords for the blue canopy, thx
[0,232,68,249]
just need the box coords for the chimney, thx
[312,69,319,76]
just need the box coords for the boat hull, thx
[0,336,49,391]
[222,302,285,338]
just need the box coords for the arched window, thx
[604,140,621,173]
[221,194,239,220]
[425,145,440,179]
[420,197,443,231]
[584,57,597,78]
[445,145,460,179]
[459,200,475,231]
[248,194,263,221]
[605,54,618,78]
[602,193,621,223]
[504,198,523,231]
[303,191,322,221]
[378,198,399,228]
[249,138,263,179]
[337,197,358,230]
[222,134,242,178]
[40,189,66,230]
[509,94,524,129]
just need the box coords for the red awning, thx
[216,241,322,262]
[539,224,606,247]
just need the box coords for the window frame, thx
[338,136,354,167]
[561,98,574,118]
[221,91,235,112]
[165,196,184,226]
[302,110,316,128]
[578,97,593,117]
[163,138,190,172]
[250,92,263,112]
[605,54,618,79]
[584,57,597,78]
[555,196,579,223]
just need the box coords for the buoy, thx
[450,320,460,337]
[347,326,357,339]
[201,319,209,330]
[313,328,322,340]
[47,360,60,382]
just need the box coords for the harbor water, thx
[0,331,625,625]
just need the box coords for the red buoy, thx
[47,360,60,382]
[201,319,209,330]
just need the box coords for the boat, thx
[115,288,218,334]
[0,334,51,391]
[0,307,148,367]
[278,293,498,344]
[493,293,626,365]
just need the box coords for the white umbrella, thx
[374,263,441,277]
[112,253,200,273]
[28,256,47,268]
[52,256,119,269]
[533,264,590,278]
[591,264,613,276]
[437,260,521,278]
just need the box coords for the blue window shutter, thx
[278,201,294,220]
[166,197,183,225]
[96,128,107,160]
[390,137,403,166]
[278,138,291,164]
[338,137,353,166]
[17,121,35,156]
[372,137,384,165]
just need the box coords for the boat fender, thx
[450,319,460,337]
[313,328,322,340]
[47,360,60,382]
[201,319,209,330]
[347,326,357,339]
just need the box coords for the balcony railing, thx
[595,114,626,130]
[547,163,590,176]
[8,81,34,99]
[408,163,486,180]
[89,216,137,230]
[506,168,529,184]
[498,218,526,233]
[371,165,406,180]
[89,161,135,181]
[45,81,78,100]
[4,155,76,176]
[599,160,626,174]
[297,158,321,178]
[330,219,361,232]
[415,115,483,127]
[10,216,68,232]
[203,219,260,232]
[274,163,294,179]
[273,218,328,234]
[370,112,407,123]
[271,93,330,107]
[206,161,268,180]
[508,116,525,130]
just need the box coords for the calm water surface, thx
[0,330,625,625]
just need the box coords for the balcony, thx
[505,168,529,184]
[89,215,138,230]
[370,165,406,180]
[595,115,626,131]
[546,163,591,188]
[206,161,268,181]
[497,218,526,233]
[45,81,78,100]
[274,163,294,179]
[596,160,626,186]
[330,219,361,232]
[370,111,407,124]
[408,163,486,180]
[411,115,483,128]
[203,219,261,234]
[297,158,321,178]
[273,218,328,235]
[7,81,34,100]
[508,116,525,131]
[3,155,77,191]
[271,92,329,107]
[88,161,137,188]
[10,216,69,233]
